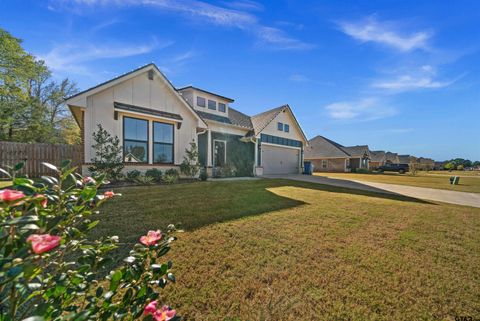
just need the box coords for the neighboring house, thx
[398,155,417,165]
[66,63,307,177]
[305,136,370,172]
[385,152,400,165]
[369,151,386,169]
[417,157,435,170]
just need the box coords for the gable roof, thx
[65,63,207,128]
[385,152,399,163]
[305,135,350,158]
[249,104,308,142]
[250,105,286,134]
[370,150,386,162]
[305,135,370,159]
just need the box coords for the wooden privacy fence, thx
[0,141,83,178]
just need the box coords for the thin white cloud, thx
[325,98,396,121]
[51,0,312,50]
[39,38,168,76]
[289,73,309,82]
[223,0,263,12]
[337,17,431,52]
[372,65,464,92]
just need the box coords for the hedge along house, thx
[305,135,370,172]
[66,63,307,177]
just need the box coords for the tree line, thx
[0,27,79,144]
[443,158,480,170]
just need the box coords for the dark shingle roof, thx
[339,145,370,158]
[196,107,253,129]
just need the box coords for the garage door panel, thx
[262,144,300,174]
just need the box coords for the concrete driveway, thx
[262,174,480,208]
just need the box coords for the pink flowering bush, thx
[0,162,180,320]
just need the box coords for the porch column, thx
[206,130,212,167]
[344,159,347,172]
[254,138,258,172]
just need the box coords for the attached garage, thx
[262,144,301,174]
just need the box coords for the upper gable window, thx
[208,100,216,110]
[277,122,283,131]
[197,96,206,107]
[284,124,290,133]
[218,103,226,113]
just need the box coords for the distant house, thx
[305,136,370,172]
[398,155,416,165]
[370,151,386,169]
[417,157,435,170]
[385,152,400,164]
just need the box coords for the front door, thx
[213,140,226,167]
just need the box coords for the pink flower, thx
[144,301,158,316]
[27,234,61,254]
[153,305,176,321]
[36,194,48,208]
[140,230,162,246]
[0,189,25,202]
[104,191,115,199]
[82,176,96,185]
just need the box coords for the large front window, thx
[123,117,148,163]
[153,122,174,163]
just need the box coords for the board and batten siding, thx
[83,71,199,165]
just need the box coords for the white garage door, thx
[262,144,300,174]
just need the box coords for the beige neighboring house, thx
[385,152,400,164]
[66,63,307,177]
[305,136,370,172]
[369,151,386,169]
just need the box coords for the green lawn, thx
[314,171,480,193]
[95,179,480,320]
[0,181,12,188]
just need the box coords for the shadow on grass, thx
[264,175,436,205]
[286,179,435,205]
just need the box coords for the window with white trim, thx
[153,122,174,164]
[123,117,148,163]
[322,159,328,169]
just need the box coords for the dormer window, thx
[218,103,226,113]
[197,96,206,107]
[277,122,283,131]
[208,100,216,110]
[284,124,290,133]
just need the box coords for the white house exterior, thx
[66,63,307,177]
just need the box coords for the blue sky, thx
[2,0,479,160]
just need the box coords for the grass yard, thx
[314,171,480,193]
[0,180,12,188]
[95,179,480,320]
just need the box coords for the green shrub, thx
[162,174,178,185]
[0,161,180,320]
[135,175,155,185]
[179,141,200,178]
[457,164,464,171]
[355,168,370,174]
[89,124,124,181]
[199,168,208,181]
[165,168,179,177]
[126,169,141,181]
[145,168,163,182]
